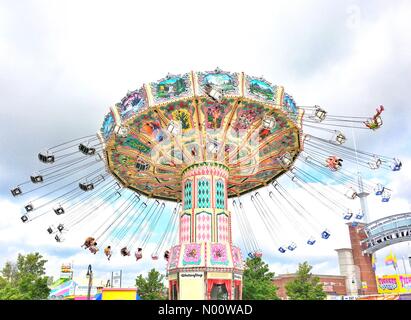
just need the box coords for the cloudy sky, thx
[1,0,411,288]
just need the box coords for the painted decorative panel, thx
[195,211,212,242]
[184,180,192,210]
[101,111,116,140]
[210,243,229,266]
[117,88,147,120]
[182,243,202,266]
[197,178,211,208]
[180,214,191,243]
[217,213,229,243]
[216,179,225,209]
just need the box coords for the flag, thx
[385,251,398,269]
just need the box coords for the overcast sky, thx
[1,0,411,288]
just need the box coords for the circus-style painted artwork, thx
[210,243,229,266]
[151,74,191,103]
[182,243,202,266]
[118,89,146,120]
[122,135,151,154]
[248,77,275,101]
[283,92,298,114]
[101,111,116,140]
[199,69,238,93]
[141,120,164,142]
[168,245,181,269]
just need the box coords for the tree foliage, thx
[0,252,50,300]
[285,261,327,300]
[135,268,167,300]
[242,256,279,300]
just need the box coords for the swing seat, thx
[254,251,262,258]
[381,190,391,202]
[55,235,62,242]
[79,144,96,155]
[136,161,150,171]
[351,221,358,227]
[24,204,34,213]
[38,153,55,164]
[356,212,364,220]
[321,230,331,239]
[204,84,223,102]
[151,255,159,260]
[287,243,297,251]
[278,247,286,253]
[21,215,28,223]
[313,106,327,122]
[79,182,94,191]
[374,184,385,196]
[307,238,316,245]
[345,188,358,199]
[248,252,254,258]
[334,132,346,145]
[54,206,65,215]
[57,224,64,232]
[11,187,22,197]
[30,175,44,183]
[262,116,276,129]
[343,212,353,220]
[47,227,53,234]
[391,159,402,171]
[280,153,292,167]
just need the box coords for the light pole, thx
[86,265,93,300]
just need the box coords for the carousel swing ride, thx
[10,69,402,300]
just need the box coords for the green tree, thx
[135,268,167,300]
[242,256,279,300]
[0,252,50,300]
[285,261,327,300]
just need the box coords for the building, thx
[272,274,347,300]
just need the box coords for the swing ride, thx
[10,69,402,300]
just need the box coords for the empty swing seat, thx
[21,215,28,223]
[287,243,297,251]
[307,238,316,245]
[374,184,385,196]
[205,84,223,102]
[391,159,402,171]
[38,153,55,164]
[135,161,150,171]
[55,235,61,242]
[343,211,353,220]
[47,227,53,234]
[356,211,364,220]
[335,133,346,144]
[313,106,327,122]
[57,224,64,232]
[79,182,94,191]
[345,188,358,199]
[278,247,286,253]
[54,206,65,215]
[351,221,359,227]
[321,230,331,239]
[151,254,159,260]
[11,187,22,197]
[30,175,44,183]
[79,144,96,155]
[248,252,254,258]
[24,204,34,213]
